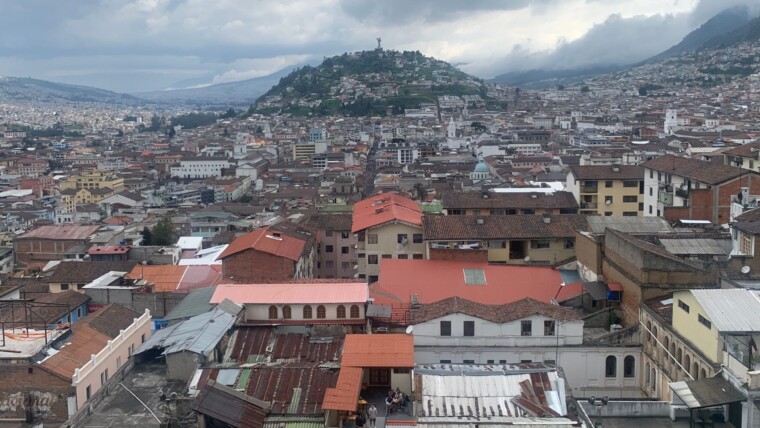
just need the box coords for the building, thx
[303,213,357,279]
[170,157,230,179]
[352,193,424,283]
[422,214,587,265]
[566,165,644,216]
[219,225,315,283]
[642,155,759,224]
[442,190,578,215]
[59,170,124,193]
[14,225,100,265]
[210,281,367,325]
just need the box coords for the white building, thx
[664,109,678,135]
[170,158,230,179]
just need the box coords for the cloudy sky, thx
[0,0,755,92]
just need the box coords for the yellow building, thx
[59,170,124,193]
[566,165,645,216]
[352,193,424,283]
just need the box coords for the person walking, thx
[368,404,377,427]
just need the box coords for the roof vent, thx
[543,216,551,224]
[531,194,538,199]
[481,191,489,199]
[612,164,620,172]
[268,232,283,240]
[375,208,383,214]
[476,217,484,225]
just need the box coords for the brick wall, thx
[222,249,295,282]
[428,248,488,262]
[664,175,759,224]
[0,362,71,424]
[14,238,88,265]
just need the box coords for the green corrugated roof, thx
[235,368,251,390]
[318,204,354,212]
[263,415,324,428]
[288,388,302,414]
[421,201,443,213]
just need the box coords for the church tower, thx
[447,116,456,138]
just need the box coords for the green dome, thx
[474,161,489,173]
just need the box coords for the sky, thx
[0,0,756,93]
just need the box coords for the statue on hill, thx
[376,37,382,50]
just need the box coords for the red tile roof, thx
[322,367,363,411]
[125,265,187,293]
[41,325,110,379]
[218,226,306,261]
[352,193,422,233]
[87,245,129,255]
[371,259,583,307]
[340,334,414,368]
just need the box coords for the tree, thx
[140,227,153,246]
[223,127,230,137]
[151,216,177,246]
[220,108,237,119]
[580,86,590,93]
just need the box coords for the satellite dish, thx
[605,199,612,205]
[405,325,414,334]
[524,256,531,262]
[741,265,751,274]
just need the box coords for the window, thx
[521,320,532,336]
[605,195,613,204]
[77,307,82,318]
[317,305,326,319]
[531,240,550,249]
[605,356,617,378]
[413,254,423,259]
[367,234,378,244]
[341,231,350,239]
[463,268,486,285]
[397,234,408,244]
[337,305,346,319]
[325,260,334,268]
[141,334,145,344]
[463,360,475,364]
[117,356,122,369]
[397,254,408,259]
[341,246,349,254]
[623,211,638,216]
[623,180,639,187]
[303,305,313,319]
[268,305,278,319]
[463,321,475,336]
[86,385,92,400]
[393,368,410,374]
[101,368,109,386]
[488,240,507,249]
[678,300,690,313]
[487,360,494,364]
[382,254,392,259]
[639,202,644,211]
[544,359,556,365]
[440,360,452,364]
[605,180,613,188]
[564,239,574,249]
[325,245,334,253]
[698,314,711,329]
[325,230,333,237]
[499,360,507,364]
[282,305,292,319]
[350,305,360,318]
[367,255,378,264]
[741,234,753,255]
[623,195,637,203]
[440,320,451,336]
[544,320,555,336]
[413,234,423,244]
[368,275,378,283]
[624,355,635,378]
[605,211,613,216]
[520,359,533,363]
[341,262,350,269]
[522,209,535,215]
[60,283,69,291]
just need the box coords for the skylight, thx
[463,268,486,285]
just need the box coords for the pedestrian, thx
[368,404,377,427]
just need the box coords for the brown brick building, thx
[14,225,99,266]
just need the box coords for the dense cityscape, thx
[3,2,760,428]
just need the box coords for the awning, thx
[670,377,746,409]
[583,281,608,301]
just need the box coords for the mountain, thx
[646,5,753,63]
[490,65,624,88]
[250,49,487,117]
[133,67,295,106]
[700,14,760,49]
[0,77,139,104]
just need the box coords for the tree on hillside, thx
[151,217,177,246]
[140,227,153,246]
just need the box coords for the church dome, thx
[474,161,489,173]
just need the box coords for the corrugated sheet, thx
[163,287,216,321]
[690,289,760,332]
[659,238,731,255]
[217,369,240,386]
[586,216,673,234]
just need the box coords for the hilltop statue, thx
[376,37,382,50]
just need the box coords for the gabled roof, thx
[351,193,422,233]
[689,289,760,333]
[76,304,140,338]
[568,164,644,181]
[218,226,307,261]
[41,324,110,379]
[371,260,582,307]
[210,282,368,305]
[423,214,587,240]
[192,379,269,428]
[641,155,746,185]
[341,334,414,368]
[125,265,187,293]
[17,224,100,240]
[442,190,578,210]
[410,297,579,325]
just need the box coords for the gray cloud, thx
[338,0,542,24]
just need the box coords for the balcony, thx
[675,188,689,199]
[658,191,673,205]
[580,186,598,194]
[580,202,598,210]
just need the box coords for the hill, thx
[490,65,624,88]
[701,13,760,49]
[646,5,752,63]
[133,67,294,107]
[0,77,139,105]
[250,49,488,117]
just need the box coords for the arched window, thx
[670,343,676,362]
[693,362,699,380]
[684,354,691,378]
[282,305,292,320]
[646,321,652,343]
[350,305,360,318]
[303,305,313,319]
[676,348,682,365]
[650,369,657,391]
[645,362,651,385]
[624,355,635,378]
[663,336,670,363]
[268,305,278,320]
[605,356,617,378]
[336,305,346,319]
[700,368,707,379]
[317,305,326,319]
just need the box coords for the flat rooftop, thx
[0,327,66,358]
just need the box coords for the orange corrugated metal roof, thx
[608,282,623,292]
[352,193,422,233]
[218,227,306,261]
[126,265,187,293]
[41,325,110,379]
[322,366,363,411]
[341,334,414,368]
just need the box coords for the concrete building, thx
[59,170,124,193]
[303,213,357,279]
[170,157,230,179]
[14,224,100,265]
[566,164,645,216]
[352,193,423,283]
